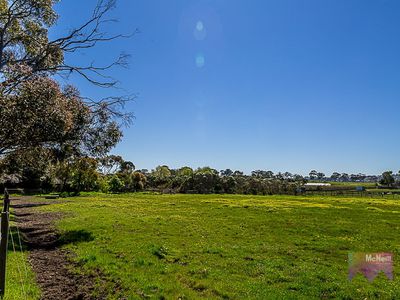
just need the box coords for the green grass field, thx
[326,182,377,188]
[26,193,399,299]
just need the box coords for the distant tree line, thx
[141,167,306,195]
[1,152,399,195]
[307,170,399,184]
[0,153,307,195]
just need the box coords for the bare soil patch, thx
[11,196,106,300]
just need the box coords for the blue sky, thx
[52,0,400,175]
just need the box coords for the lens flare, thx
[194,20,206,40]
[196,21,204,31]
[195,54,205,68]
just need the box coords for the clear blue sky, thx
[52,0,400,175]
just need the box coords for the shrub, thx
[108,175,124,193]
[98,177,110,193]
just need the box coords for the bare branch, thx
[0,0,137,90]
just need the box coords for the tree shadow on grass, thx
[10,202,51,210]
[8,228,95,251]
[56,229,95,246]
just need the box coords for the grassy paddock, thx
[328,182,377,188]
[35,193,400,299]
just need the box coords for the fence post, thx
[0,189,10,296]
[2,189,9,214]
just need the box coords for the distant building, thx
[304,183,331,187]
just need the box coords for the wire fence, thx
[302,190,400,199]
[0,189,31,299]
[0,189,10,297]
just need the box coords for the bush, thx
[98,177,110,193]
[108,175,124,193]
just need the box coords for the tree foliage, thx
[0,0,139,194]
[380,171,395,186]
[0,0,132,91]
[0,0,132,189]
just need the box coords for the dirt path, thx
[11,196,105,300]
